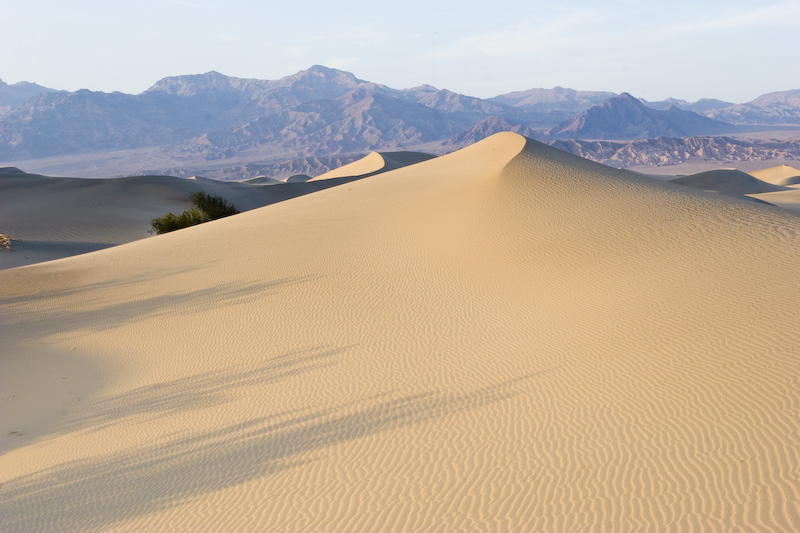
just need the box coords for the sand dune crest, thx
[310,150,435,181]
[1,133,799,531]
[669,168,788,194]
[750,164,800,187]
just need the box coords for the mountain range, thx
[546,93,743,140]
[1,66,798,179]
[0,78,57,113]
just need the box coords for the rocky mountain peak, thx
[549,92,738,140]
[145,71,241,96]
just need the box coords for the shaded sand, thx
[242,175,284,185]
[2,133,799,531]
[669,169,789,194]
[309,151,436,181]
[285,173,312,183]
[750,188,800,212]
[750,164,800,187]
[0,170,368,269]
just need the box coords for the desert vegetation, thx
[151,192,239,234]
[0,233,12,251]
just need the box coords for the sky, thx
[2,0,799,103]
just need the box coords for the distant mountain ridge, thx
[0,79,58,114]
[489,86,616,112]
[547,93,743,140]
[0,66,537,163]
[552,136,800,168]
[642,97,734,115]
[707,89,800,124]
[446,116,542,149]
[0,66,798,178]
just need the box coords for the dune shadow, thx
[59,346,351,437]
[0,260,227,306]
[0,370,553,531]
[0,274,316,342]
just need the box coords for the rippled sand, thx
[2,133,799,531]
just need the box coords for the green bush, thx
[150,208,208,234]
[150,192,239,235]
[189,191,239,219]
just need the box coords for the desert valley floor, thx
[1,133,799,531]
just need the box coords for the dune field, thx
[1,133,799,531]
[0,161,411,270]
[747,165,800,211]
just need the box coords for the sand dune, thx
[242,175,284,185]
[669,168,788,194]
[0,169,367,269]
[750,164,800,187]
[309,150,435,181]
[749,188,800,211]
[2,133,799,531]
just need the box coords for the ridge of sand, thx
[242,175,284,185]
[669,168,789,194]
[309,151,435,181]
[1,133,799,531]
[750,164,800,187]
[0,171,373,269]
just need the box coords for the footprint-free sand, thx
[2,133,799,531]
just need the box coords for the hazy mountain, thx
[146,65,371,110]
[489,86,616,112]
[551,136,800,167]
[487,86,617,129]
[643,97,734,114]
[0,79,58,112]
[644,91,800,124]
[397,85,516,118]
[1,66,798,178]
[0,66,520,162]
[445,116,540,149]
[0,89,210,158]
[179,85,476,161]
[708,89,800,124]
[547,93,742,140]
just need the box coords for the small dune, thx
[750,164,800,187]
[669,168,788,194]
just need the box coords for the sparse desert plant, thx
[151,208,208,234]
[0,233,13,251]
[189,191,239,219]
[150,193,239,235]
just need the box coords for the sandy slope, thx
[1,133,799,531]
[750,164,800,186]
[310,151,435,181]
[669,169,788,194]
[0,171,364,269]
[747,165,800,210]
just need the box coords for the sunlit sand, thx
[2,133,798,531]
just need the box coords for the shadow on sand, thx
[0,274,317,342]
[1,369,552,531]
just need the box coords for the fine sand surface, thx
[663,166,800,212]
[2,133,799,531]
[747,166,800,211]
[310,151,436,181]
[0,170,370,270]
[668,169,789,194]
[750,164,800,187]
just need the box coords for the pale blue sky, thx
[2,0,798,103]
